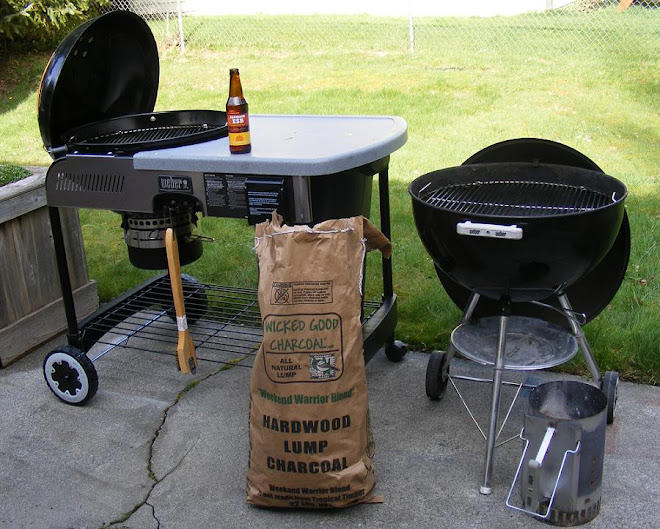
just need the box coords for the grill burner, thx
[420,180,612,217]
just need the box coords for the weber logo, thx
[158,175,193,193]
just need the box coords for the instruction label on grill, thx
[204,173,247,218]
[270,281,333,306]
[246,178,285,224]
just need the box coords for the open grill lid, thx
[38,11,160,154]
[37,10,228,157]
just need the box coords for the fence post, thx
[177,0,185,52]
[409,13,415,54]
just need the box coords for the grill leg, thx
[378,169,394,299]
[481,306,509,495]
[461,292,481,323]
[49,206,82,348]
[558,294,602,385]
[446,292,482,365]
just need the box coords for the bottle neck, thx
[229,73,244,99]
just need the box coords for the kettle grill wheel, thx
[43,346,98,405]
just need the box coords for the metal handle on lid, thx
[456,221,523,240]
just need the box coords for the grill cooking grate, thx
[419,180,613,217]
[76,123,219,147]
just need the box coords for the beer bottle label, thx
[227,110,251,146]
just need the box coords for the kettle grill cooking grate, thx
[419,180,613,217]
[75,123,219,147]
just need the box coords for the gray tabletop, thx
[133,114,408,175]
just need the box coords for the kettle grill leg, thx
[481,305,509,495]
[558,294,602,385]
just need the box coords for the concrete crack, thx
[104,358,246,529]
[146,500,161,529]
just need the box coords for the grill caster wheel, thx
[426,350,449,400]
[43,346,98,406]
[165,274,207,325]
[385,340,407,362]
[601,371,619,424]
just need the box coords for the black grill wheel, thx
[601,371,619,425]
[426,350,450,400]
[43,345,98,405]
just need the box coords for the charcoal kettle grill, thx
[39,11,408,405]
[409,139,629,495]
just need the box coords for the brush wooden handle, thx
[165,228,198,374]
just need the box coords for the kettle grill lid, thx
[37,10,159,153]
[436,138,631,325]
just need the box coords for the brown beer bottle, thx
[226,68,251,154]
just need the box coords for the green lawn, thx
[1,12,658,383]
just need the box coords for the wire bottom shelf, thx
[79,274,382,370]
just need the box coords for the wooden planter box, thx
[0,168,98,367]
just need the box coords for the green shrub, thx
[0,164,30,186]
[0,0,109,51]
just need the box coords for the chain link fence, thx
[106,1,658,56]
